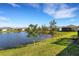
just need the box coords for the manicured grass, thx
[57,44,79,56]
[0,32,77,56]
[53,38,72,46]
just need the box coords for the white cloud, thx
[54,8,77,19]
[43,3,78,19]
[0,16,9,21]
[28,3,40,8]
[8,3,20,7]
[43,4,55,16]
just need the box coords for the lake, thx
[0,32,52,49]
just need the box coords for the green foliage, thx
[0,29,2,31]
[49,19,56,29]
[41,25,49,34]
[49,30,56,36]
[26,24,39,37]
[49,19,57,36]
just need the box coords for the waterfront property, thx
[0,27,26,32]
[59,25,79,32]
[0,27,12,32]
[0,3,79,56]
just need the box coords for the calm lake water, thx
[0,32,52,49]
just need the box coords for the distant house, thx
[59,25,79,32]
[22,29,25,31]
[59,27,62,31]
[21,27,27,31]
[12,27,26,32]
[0,27,12,32]
[0,28,6,31]
[0,27,27,32]
[2,29,7,32]
[60,27,72,31]
[59,27,71,32]
[77,26,79,31]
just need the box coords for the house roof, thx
[59,25,79,28]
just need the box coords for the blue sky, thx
[0,3,79,27]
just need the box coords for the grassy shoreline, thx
[0,32,77,56]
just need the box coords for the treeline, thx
[0,20,58,37]
[26,20,57,37]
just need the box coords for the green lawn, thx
[0,32,78,56]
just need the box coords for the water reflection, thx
[0,32,52,49]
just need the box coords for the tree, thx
[26,24,39,46]
[41,24,48,34]
[37,26,42,35]
[49,19,57,36]
[49,19,56,29]
[26,24,39,37]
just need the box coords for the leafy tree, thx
[49,19,57,36]
[37,26,42,35]
[26,24,40,46]
[41,24,48,34]
[49,19,56,29]
[26,24,39,37]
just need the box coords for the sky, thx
[0,3,79,27]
